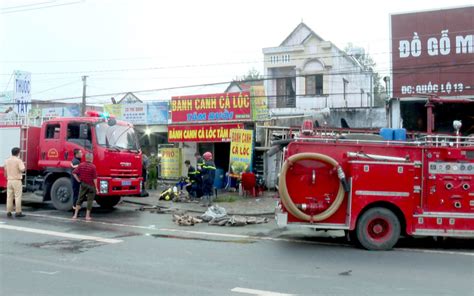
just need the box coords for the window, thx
[306,74,323,96]
[276,78,296,108]
[67,123,92,149]
[45,124,60,139]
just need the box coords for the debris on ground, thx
[208,215,269,226]
[201,205,227,222]
[200,205,269,226]
[173,214,203,226]
[137,205,172,214]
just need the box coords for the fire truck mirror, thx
[79,124,89,139]
[108,118,117,126]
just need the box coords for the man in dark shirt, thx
[184,160,201,200]
[72,153,97,221]
[200,152,216,206]
[70,149,82,210]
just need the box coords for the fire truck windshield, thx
[95,122,139,151]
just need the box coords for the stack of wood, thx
[172,214,203,226]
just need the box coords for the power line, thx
[1,0,84,14]
[0,0,57,10]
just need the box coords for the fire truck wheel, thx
[96,196,121,208]
[356,207,400,251]
[51,177,74,211]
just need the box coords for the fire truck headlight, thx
[99,180,109,194]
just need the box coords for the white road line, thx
[0,224,123,244]
[231,287,295,296]
[2,210,473,257]
[396,248,474,257]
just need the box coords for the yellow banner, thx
[104,104,123,118]
[160,148,181,179]
[250,85,269,121]
[229,129,253,174]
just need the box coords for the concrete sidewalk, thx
[123,188,278,216]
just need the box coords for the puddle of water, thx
[26,239,105,253]
[151,234,255,244]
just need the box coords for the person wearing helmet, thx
[200,151,216,206]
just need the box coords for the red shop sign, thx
[168,123,244,142]
[171,92,251,123]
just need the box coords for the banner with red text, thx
[171,92,251,123]
[168,123,243,142]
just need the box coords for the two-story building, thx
[263,22,373,116]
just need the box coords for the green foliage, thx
[235,68,263,82]
[345,43,387,107]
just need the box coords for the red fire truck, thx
[0,111,143,210]
[274,121,474,250]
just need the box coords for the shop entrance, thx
[198,142,230,172]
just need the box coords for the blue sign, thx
[147,102,169,124]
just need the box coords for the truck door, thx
[39,122,66,169]
[63,122,92,162]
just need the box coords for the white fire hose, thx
[279,153,346,222]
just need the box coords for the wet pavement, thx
[0,199,473,296]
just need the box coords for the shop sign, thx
[168,123,243,142]
[250,86,269,121]
[160,148,181,179]
[122,103,147,124]
[42,107,63,118]
[147,102,169,124]
[229,129,253,174]
[171,92,251,123]
[391,7,474,97]
[104,102,168,125]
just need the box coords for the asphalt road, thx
[0,201,473,296]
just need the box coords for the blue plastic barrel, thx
[393,128,407,141]
[379,128,394,140]
[213,168,225,189]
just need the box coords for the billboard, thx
[13,71,31,115]
[103,102,168,125]
[391,7,474,98]
[229,129,254,174]
[160,148,181,179]
[250,85,269,121]
[168,123,243,142]
[171,92,251,123]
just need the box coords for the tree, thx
[235,68,263,83]
[344,43,386,107]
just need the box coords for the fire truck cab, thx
[0,112,143,211]
[275,121,474,250]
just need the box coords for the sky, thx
[1,0,473,104]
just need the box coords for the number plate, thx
[122,180,132,186]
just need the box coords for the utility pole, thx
[81,75,88,116]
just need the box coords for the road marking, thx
[0,224,123,244]
[231,287,295,296]
[396,248,474,257]
[2,210,473,257]
[33,270,60,275]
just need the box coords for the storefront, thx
[168,91,257,183]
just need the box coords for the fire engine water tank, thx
[380,128,394,140]
[393,128,407,141]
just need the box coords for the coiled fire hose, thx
[279,153,348,222]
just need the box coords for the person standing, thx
[184,160,201,200]
[4,147,26,217]
[70,149,82,210]
[72,153,97,221]
[200,151,216,206]
[147,152,158,190]
[195,152,205,170]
